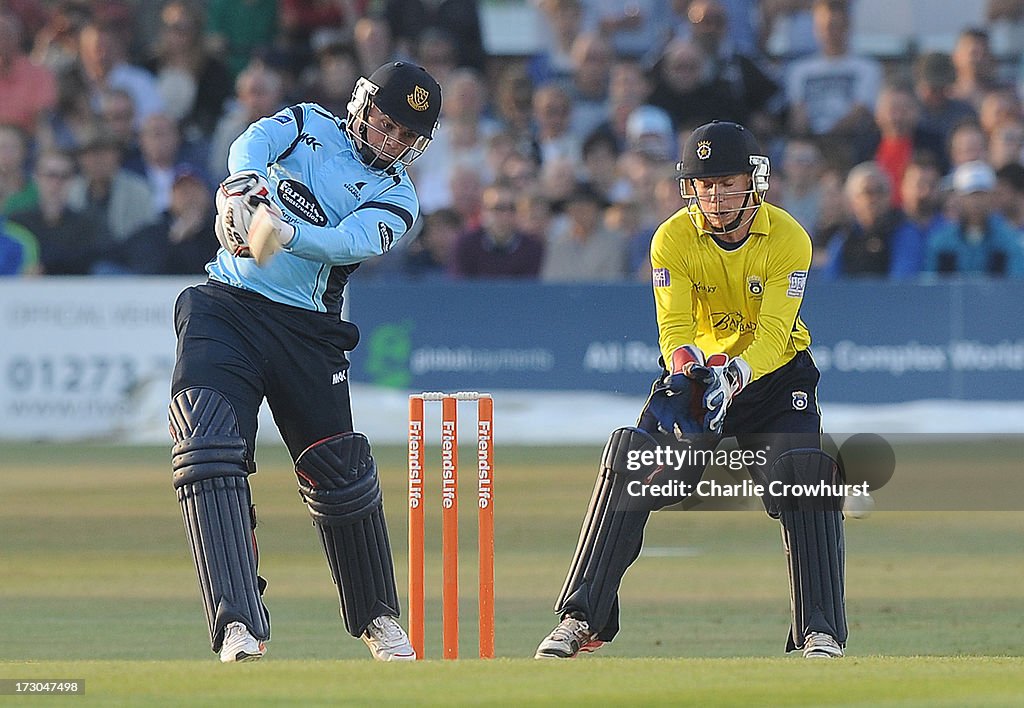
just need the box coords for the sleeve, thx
[856,60,883,109]
[651,220,699,364]
[226,105,305,177]
[738,226,812,379]
[283,190,420,266]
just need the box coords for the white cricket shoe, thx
[802,631,844,659]
[361,616,416,661]
[220,621,267,663]
[534,616,603,659]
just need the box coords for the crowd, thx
[1,0,1023,279]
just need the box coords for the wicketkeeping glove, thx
[690,354,752,433]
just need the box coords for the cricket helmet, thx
[346,61,442,171]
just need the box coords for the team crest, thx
[792,391,808,411]
[407,86,430,112]
[696,140,712,160]
[747,275,763,296]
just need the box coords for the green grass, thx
[1,443,1022,705]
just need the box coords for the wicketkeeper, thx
[170,62,441,662]
[535,121,848,660]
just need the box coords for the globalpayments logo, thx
[362,322,556,387]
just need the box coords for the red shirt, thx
[0,56,57,133]
[875,136,913,207]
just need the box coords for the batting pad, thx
[556,427,660,637]
[295,432,400,637]
[170,388,270,651]
[776,448,847,651]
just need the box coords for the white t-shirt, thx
[785,54,882,134]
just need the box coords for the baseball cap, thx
[952,161,996,194]
[626,105,675,159]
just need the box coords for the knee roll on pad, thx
[169,387,269,651]
[556,427,660,635]
[769,448,844,514]
[294,432,399,637]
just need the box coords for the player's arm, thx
[227,105,308,177]
[738,223,813,378]
[282,189,419,265]
[651,220,700,369]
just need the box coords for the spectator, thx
[892,155,948,278]
[950,28,1001,111]
[67,126,156,245]
[913,52,978,147]
[127,113,208,213]
[585,0,670,60]
[402,208,463,279]
[684,0,782,132]
[823,161,903,277]
[78,21,164,128]
[412,27,459,90]
[0,12,58,134]
[207,62,285,179]
[566,32,613,140]
[925,161,1024,276]
[30,0,92,75]
[592,59,652,151]
[453,181,544,278]
[206,0,278,78]
[785,0,881,158]
[989,118,1024,169]
[530,0,585,84]
[352,16,398,79]
[96,88,140,161]
[977,89,1022,138]
[493,63,535,145]
[515,187,556,243]
[448,163,484,231]
[302,41,360,118]
[9,148,105,274]
[624,105,676,164]
[383,0,486,72]
[409,68,497,214]
[0,215,40,275]
[541,181,626,282]
[581,129,626,203]
[760,0,817,59]
[0,124,37,215]
[862,82,945,205]
[626,165,685,279]
[106,167,217,274]
[143,0,234,141]
[993,162,1024,231]
[948,121,989,172]
[647,38,741,130]
[278,0,367,69]
[774,136,832,237]
[531,82,583,167]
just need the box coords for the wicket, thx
[407,391,494,660]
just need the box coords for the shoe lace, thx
[370,617,405,645]
[551,618,589,642]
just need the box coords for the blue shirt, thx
[924,214,1024,277]
[207,103,420,314]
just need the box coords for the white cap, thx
[952,161,996,194]
[626,105,675,159]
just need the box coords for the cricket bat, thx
[248,203,282,266]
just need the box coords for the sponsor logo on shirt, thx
[272,114,292,125]
[344,181,367,198]
[652,267,670,287]
[787,270,807,298]
[277,179,328,226]
[297,132,322,151]
[379,222,394,252]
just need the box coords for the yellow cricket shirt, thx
[650,202,812,381]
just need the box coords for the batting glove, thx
[219,170,272,202]
[691,355,752,433]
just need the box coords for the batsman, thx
[169,62,441,662]
[536,121,848,660]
